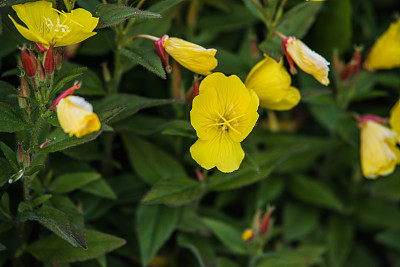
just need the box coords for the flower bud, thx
[23,150,30,168]
[20,76,30,98]
[56,48,63,70]
[34,42,48,53]
[53,81,81,109]
[21,46,36,77]
[155,35,171,72]
[241,228,256,242]
[17,142,24,164]
[37,61,46,82]
[340,47,362,81]
[102,63,111,83]
[44,45,55,74]
[260,207,274,236]
[17,88,27,109]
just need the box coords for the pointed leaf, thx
[0,103,29,133]
[120,47,166,79]
[27,229,125,262]
[51,67,87,97]
[94,4,161,29]
[80,178,117,200]
[50,172,101,194]
[137,204,180,266]
[98,106,126,124]
[327,215,354,267]
[142,177,204,206]
[283,202,319,241]
[0,141,18,171]
[255,246,325,267]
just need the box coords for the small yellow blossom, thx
[283,36,330,86]
[57,95,101,138]
[9,1,98,48]
[163,36,217,76]
[359,117,400,179]
[241,229,255,242]
[390,99,400,138]
[190,73,259,173]
[365,18,400,71]
[245,55,300,110]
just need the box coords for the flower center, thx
[44,17,70,34]
[209,112,245,135]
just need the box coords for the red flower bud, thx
[20,76,30,98]
[340,47,362,81]
[34,42,48,53]
[44,45,55,74]
[260,207,274,236]
[21,46,36,77]
[155,35,171,73]
[56,48,63,70]
[17,142,24,164]
[37,61,46,82]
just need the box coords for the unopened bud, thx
[23,150,30,168]
[332,50,342,75]
[17,88,27,109]
[56,48,63,70]
[102,63,111,83]
[185,76,200,103]
[37,61,46,82]
[195,168,203,182]
[250,37,260,59]
[44,45,55,74]
[20,76,30,98]
[155,35,171,73]
[340,47,362,81]
[260,207,274,236]
[17,142,24,164]
[21,46,36,77]
[34,42,48,53]
[241,228,256,242]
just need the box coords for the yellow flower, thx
[283,36,330,86]
[241,229,255,242]
[57,95,101,138]
[245,55,300,110]
[359,117,400,179]
[190,73,259,173]
[9,1,98,48]
[163,36,218,76]
[365,19,400,71]
[390,99,400,138]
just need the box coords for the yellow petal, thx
[390,98,400,138]
[245,56,300,110]
[286,37,330,86]
[360,120,400,179]
[365,18,400,71]
[57,96,101,138]
[164,37,217,76]
[190,133,244,173]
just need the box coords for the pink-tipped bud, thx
[52,81,82,109]
[17,88,27,109]
[40,139,52,149]
[44,46,55,74]
[37,61,46,82]
[195,168,204,182]
[282,37,297,75]
[20,76,30,98]
[56,48,63,70]
[17,142,24,164]
[155,35,171,73]
[21,46,36,78]
[23,150,30,168]
[358,114,387,127]
[260,207,274,236]
[34,42,48,53]
[340,47,362,81]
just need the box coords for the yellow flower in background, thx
[390,99,400,138]
[245,55,300,110]
[57,95,101,138]
[359,116,400,179]
[163,36,218,76]
[190,73,259,173]
[9,1,98,48]
[283,36,330,86]
[364,18,400,71]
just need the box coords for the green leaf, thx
[50,67,87,97]
[255,246,325,267]
[287,175,343,211]
[218,258,240,267]
[98,106,126,124]
[327,215,354,267]
[202,217,247,254]
[25,164,45,176]
[136,204,180,266]
[177,207,209,235]
[259,40,283,62]
[356,198,400,229]
[93,93,178,124]
[120,47,166,79]
[80,179,117,200]
[178,233,217,267]
[0,141,18,171]
[376,229,400,251]
[94,4,161,29]
[370,169,400,202]
[283,202,319,241]
[27,229,126,262]
[21,204,86,248]
[50,172,101,194]
[276,2,323,38]
[207,145,306,191]
[122,134,187,184]
[0,103,29,133]
[31,194,52,207]
[142,177,204,206]
[40,128,102,153]
[306,94,341,133]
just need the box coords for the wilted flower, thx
[190,73,259,173]
[359,115,400,179]
[156,35,218,76]
[245,55,300,110]
[55,82,101,138]
[364,18,400,71]
[9,1,98,48]
[282,36,330,86]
